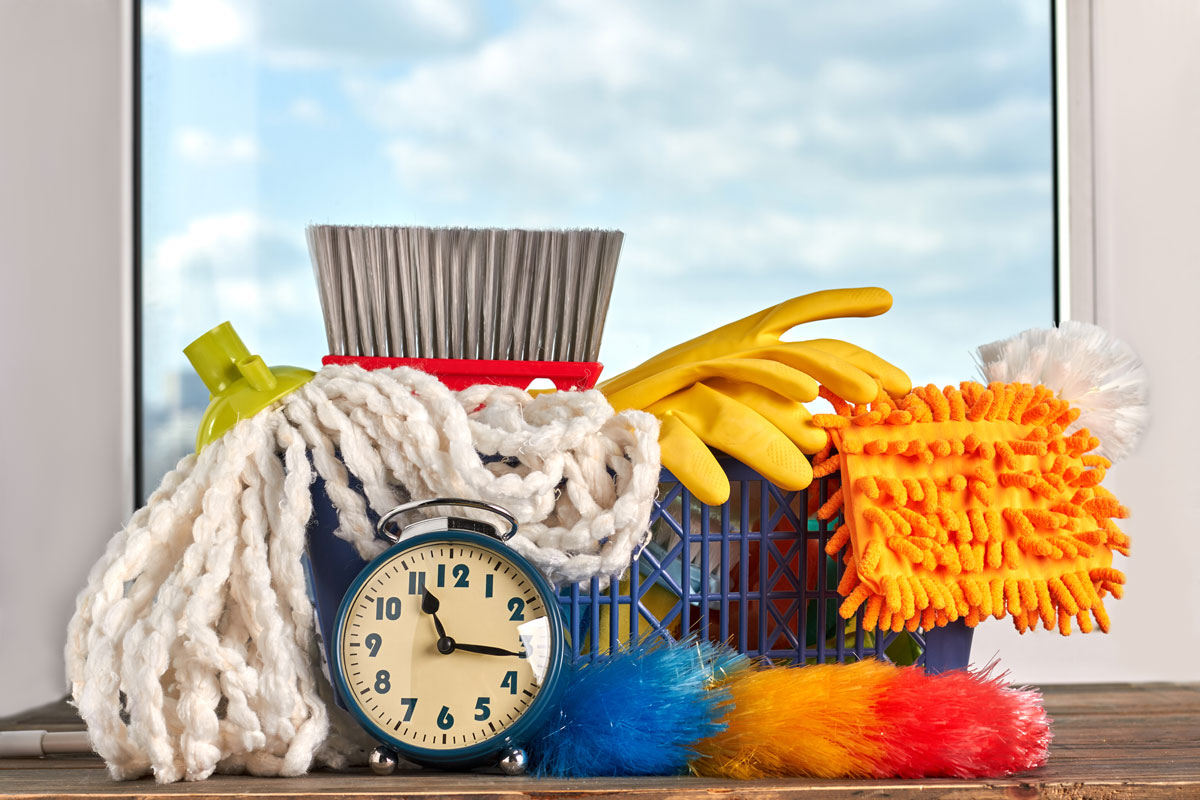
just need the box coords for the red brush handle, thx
[322,355,603,392]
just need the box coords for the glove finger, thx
[725,343,880,405]
[598,287,894,395]
[658,413,730,505]
[797,338,912,397]
[649,384,814,492]
[753,287,894,340]
[704,378,830,454]
[606,357,819,412]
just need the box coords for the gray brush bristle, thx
[307,225,624,361]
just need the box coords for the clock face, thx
[336,537,557,753]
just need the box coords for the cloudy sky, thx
[140,0,1053,488]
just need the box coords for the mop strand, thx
[65,364,660,782]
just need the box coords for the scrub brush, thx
[306,225,624,390]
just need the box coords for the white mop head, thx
[974,321,1148,462]
[66,365,661,782]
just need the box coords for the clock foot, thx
[369,745,398,776]
[498,746,527,776]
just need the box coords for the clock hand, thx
[452,642,524,657]
[420,589,453,653]
[419,590,520,656]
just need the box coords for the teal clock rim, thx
[330,529,566,767]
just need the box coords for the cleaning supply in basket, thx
[598,287,912,504]
[975,320,1149,461]
[813,379,1132,636]
[183,321,315,449]
[307,225,623,389]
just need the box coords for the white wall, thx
[0,0,131,714]
[972,0,1200,683]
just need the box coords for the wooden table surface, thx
[1,683,1197,799]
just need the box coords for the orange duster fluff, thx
[692,659,1051,779]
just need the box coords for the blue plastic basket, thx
[559,456,974,673]
[305,457,974,683]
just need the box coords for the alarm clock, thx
[329,498,566,775]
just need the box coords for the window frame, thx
[1055,0,1097,324]
[131,0,143,511]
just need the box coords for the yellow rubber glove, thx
[631,369,840,503]
[599,288,911,505]
[798,337,912,399]
[703,378,829,454]
[649,383,813,504]
[604,341,908,413]
[605,357,821,411]
[599,287,902,397]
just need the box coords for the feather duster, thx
[531,642,1050,780]
[870,662,1051,778]
[975,320,1148,461]
[692,658,1051,779]
[526,642,740,777]
[692,659,889,778]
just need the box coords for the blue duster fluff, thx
[527,640,745,777]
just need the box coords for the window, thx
[138,0,1054,497]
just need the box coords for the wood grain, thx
[1,683,1197,798]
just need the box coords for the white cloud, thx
[348,0,1049,205]
[339,0,1052,384]
[406,0,475,40]
[143,0,247,53]
[174,128,259,164]
[621,212,946,278]
[288,98,329,126]
[146,0,485,63]
[142,1,1053,393]
[140,213,327,482]
[144,213,324,374]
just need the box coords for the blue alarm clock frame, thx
[328,528,567,770]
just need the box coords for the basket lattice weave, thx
[560,457,974,672]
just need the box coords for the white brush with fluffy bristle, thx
[974,320,1149,462]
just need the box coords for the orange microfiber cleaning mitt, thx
[811,381,1128,638]
[812,381,1129,635]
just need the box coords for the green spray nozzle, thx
[184,321,315,451]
